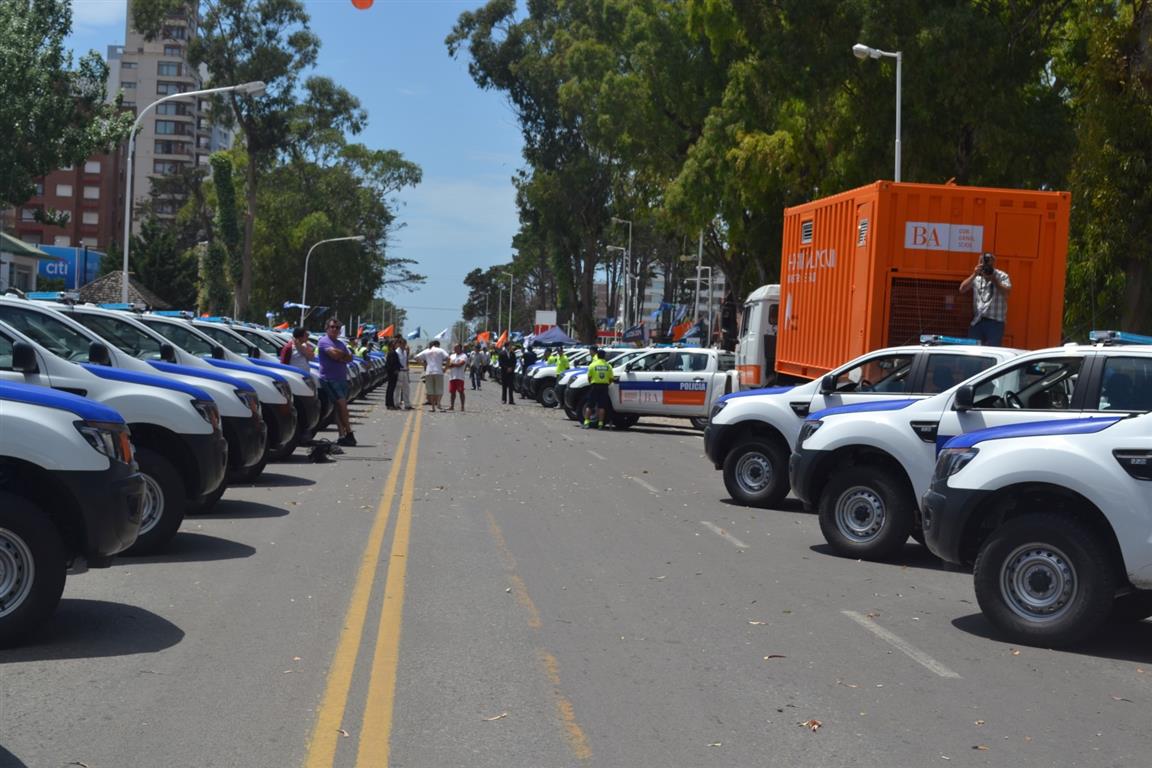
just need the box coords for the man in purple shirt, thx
[318,319,356,446]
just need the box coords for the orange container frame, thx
[775,181,1070,380]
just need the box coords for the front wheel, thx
[538,381,559,408]
[818,466,915,560]
[973,513,1115,648]
[0,492,67,647]
[125,448,185,556]
[722,439,789,508]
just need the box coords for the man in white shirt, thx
[446,343,470,411]
[415,340,451,412]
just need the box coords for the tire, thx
[973,513,1115,648]
[0,493,66,648]
[818,466,915,560]
[1110,592,1152,623]
[187,478,227,514]
[690,416,709,431]
[722,439,789,508]
[266,433,299,462]
[125,448,185,556]
[231,451,270,484]
[612,413,639,430]
[563,389,585,422]
[538,380,559,408]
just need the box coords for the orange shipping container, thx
[776,181,1070,380]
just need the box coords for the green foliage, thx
[210,153,243,289]
[198,241,232,315]
[126,218,199,309]
[0,0,131,207]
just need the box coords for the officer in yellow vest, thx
[584,349,614,429]
[555,347,570,376]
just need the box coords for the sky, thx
[66,0,525,338]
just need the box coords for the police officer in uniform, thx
[584,349,614,429]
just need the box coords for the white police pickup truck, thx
[566,347,736,430]
[559,348,648,421]
[526,348,590,407]
[0,319,226,554]
[923,412,1152,647]
[0,381,144,646]
[791,332,1152,561]
[705,339,1019,508]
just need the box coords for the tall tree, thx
[133,0,322,318]
[0,0,131,207]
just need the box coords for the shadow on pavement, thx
[719,497,809,514]
[952,613,1152,663]
[118,532,256,564]
[0,600,184,662]
[194,499,289,519]
[238,472,315,487]
[0,746,29,768]
[618,425,702,437]
[807,542,964,574]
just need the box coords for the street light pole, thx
[501,271,513,338]
[853,43,902,182]
[121,80,265,303]
[611,217,632,327]
[300,235,366,326]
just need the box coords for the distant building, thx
[0,233,65,293]
[0,151,123,250]
[109,3,234,232]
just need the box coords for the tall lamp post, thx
[611,217,632,327]
[121,80,266,303]
[300,235,366,325]
[500,271,514,339]
[852,43,902,182]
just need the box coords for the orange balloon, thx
[352,0,373,8]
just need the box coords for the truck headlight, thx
[304,375,317,394]
[796,420,823,449]
[710,399,728,420]
[75,420,134,464]
[934,447,979,482]
[235,389,260,417]
[274,380,292,403]
[192,399,221,431]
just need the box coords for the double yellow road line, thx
[304,406,423,768]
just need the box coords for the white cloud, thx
[70,0,126,29]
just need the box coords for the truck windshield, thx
[195,324,252,355]
[0,306,94,363]
[137,318,217,356]
[71,314,166,361]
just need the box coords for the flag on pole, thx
[621,322,645,342]
[495,330,509,348]
[683,320,704,339]
[273,321,290,330]
[476,331,491,343]
[381,324,394,337]
[406,326,422,340]
[671,319,693,341]
[673,304,689,322]
[433,327,449,341]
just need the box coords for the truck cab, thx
[735,284,781,389]
[0,381,145,646]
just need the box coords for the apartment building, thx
[110,3,233,231]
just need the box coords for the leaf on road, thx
[748,620,766,625]
[836,680,858,688]
[799,719,822,732]
[972,745,989,751]
[1110,695,1133,703]
[763,654,786,660]
[338,729,350,737]
[483,712,509,721]
[66,763,89,767]
[708,742,722,747]
[1010,648,1021,656]
[974,720,985,726]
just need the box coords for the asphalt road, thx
[2,378,1150,768]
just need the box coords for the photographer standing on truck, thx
[960,252,1012,345]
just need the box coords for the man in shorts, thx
[415,340,450,412]
[446,343,469,411]
[318,318,356,446]
[584,348,614,429]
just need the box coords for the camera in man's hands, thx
[981,253,994,276]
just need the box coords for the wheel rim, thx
[139,472,165,536]
[735,451,772,495]
[999,543,1076,622]
[541,387,557,407]
[834,485,886,543]
[0,527,35,619]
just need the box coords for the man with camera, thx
[959,252,1012,345]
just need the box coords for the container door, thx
[849,203,873,360]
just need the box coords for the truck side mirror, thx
[12,341,38,373]
[954,384,975,411]
[160,342,176,362]
[819,374,837,394]
[88,341,111,366]
[211,346,225,360]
